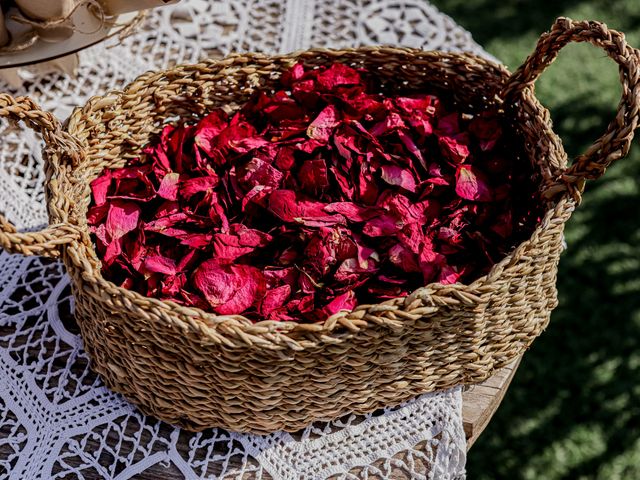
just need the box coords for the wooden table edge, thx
[462,355,523,449]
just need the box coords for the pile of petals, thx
[87,62,542,322]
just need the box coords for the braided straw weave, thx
[0,18,638,433]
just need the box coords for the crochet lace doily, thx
[0,1,493,478]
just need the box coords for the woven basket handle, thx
[0,93,82,258]
[502,17,640,198]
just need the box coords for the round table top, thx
[0,7,137,69]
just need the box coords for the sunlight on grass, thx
[429,1,640,478]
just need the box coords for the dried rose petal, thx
[397,94,437,113]
[323,290,357,316]
[274,147,296,170]
[194,110,228,157]
[469,114,502,152]
[439,265,463,285]
[298,159,330,194]
[437,113,459,135]
[418,238,447,283]
[398,131,428,170]
[109,165,155,201]
[268,190,344,226]
[260,284,292,317]
[455,165,492,202]
[379,165,417,193]
[439,134,470,164]
[157,172,180,201]
[333,257,378,286]
[193,260,266,315]
[362,214,401,237]
[144,254,178,275]
[324,202,380,221]
[388,243,420,272]
[91,173,112,206]
[370,112,406,136]
[307,105,340,142]
[167,124,195,172]
[357,161,379,205]
[106,201,140,241]
[238,158,284,189]
[181,175,219,198]
[212,224,272,262]
[316,63,361,90]
[87,204,109,226]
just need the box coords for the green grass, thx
[427,1,640,478]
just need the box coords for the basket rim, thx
[58,46,572,350]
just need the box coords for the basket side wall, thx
[69,211,565,433]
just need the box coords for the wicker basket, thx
[0,18,638,433]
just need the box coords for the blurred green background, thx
[428,1,640,478]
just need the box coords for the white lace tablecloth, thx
[0,1,494,478]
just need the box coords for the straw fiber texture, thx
[0,18,638,433]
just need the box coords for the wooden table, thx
[462,356,522,449]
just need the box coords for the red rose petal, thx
[357,161,379,204]
[230,136,269,153]
[418,238,447,283]
[328,165,355,199]
[179,233,213,249]
[323,290,357,316]
[193,260,266,315]
[157,172,180,201]
[241,184,274,210]
[268,190,344,226]
[388,243,420,272]
[333,257,378,286]
[87,203,109,226]
[90,173,112,206]
[260,284,291,317]
[379,165,417,193]
[275,147,296,170]
[469,114,502,152]
[307,105,340,142]
[238,158,284,189]
[395,95,439,116]
[370,112,406,136]
[160,273,186,297]
[324,202,380,221]
[398,131,428,170]
[299,159,330,195]
[297,294,316,314]
[110,165,155,201]
[316,63,361,90]
[181,175,219,198]
[103,237,124,265]
[455,165,492,202]
[362,214,400,237]
[438,265,463,285]
[439,134,470,164]
[437,113,459,135]
[194,110,230,157]
[212,224,272,262]
[144,254,177,275]
[106,201,141,240]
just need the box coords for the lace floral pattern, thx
[0,1,493,477]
